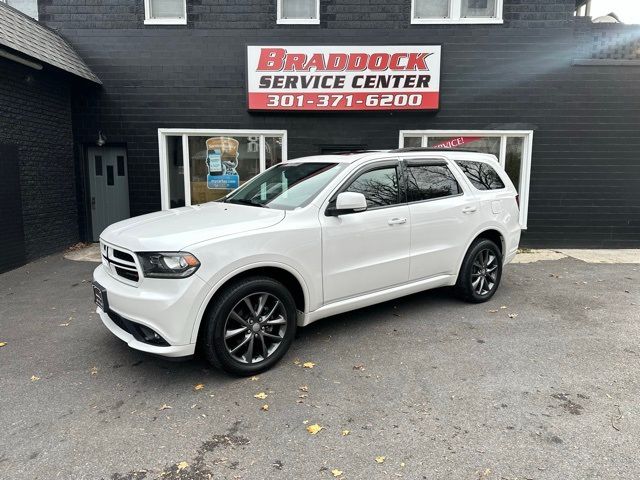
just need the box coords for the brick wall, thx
[0,58,79,260]
[40,0,640,247]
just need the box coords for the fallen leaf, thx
[194,383,204,391]
[176,461,188,472]
[500,305,507,309]
[254,392,267,400]
[293,359,301,365]
[488,309,498,313]
[250,376,259,381]
[331,469,343,477]
[90,367,99,375]
[299,385,309,392]
[341,429,350,436]
[0,342,6,347]
[303,420,309,424]
[261,404,269,411]
[303,361,316,369]
[353,364,365,371]
[375,456,385,463]
[159,404,172,411]
[306,423,323,435]
[30,375,40,382]
[58,323,70,327]
[508,313,518,319]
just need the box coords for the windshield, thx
[223,162,346,210]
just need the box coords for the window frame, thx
[411,0,504,25]
[157,128,288,209]
[398,129,533,228]
[403,159,465,204]
[277,0,320,25]
[144,0,187,25]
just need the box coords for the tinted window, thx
[455,160,505,190]
[347,166,399,208]
[407,165,461,202]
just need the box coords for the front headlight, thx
[137,252,200,279]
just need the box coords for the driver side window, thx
[346,166,400,208]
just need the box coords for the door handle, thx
[462,206,477,214]
[388,217,407,225]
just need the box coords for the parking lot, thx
[0,253,639,480]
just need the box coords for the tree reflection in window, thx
[455,160,505,190]
[347,167,399,208]
[407,165,461,202]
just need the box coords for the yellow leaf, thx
[261,404,269,411]
[341,429,350,436]
[254,392,267,400]
[250,376,259,381]
[159,404,172,411]
[375,456,385,464]
[331,469,343,477]
[306,423,323,435]
[302,361,316,369]
[194,383,204,391]
[0,342,6,347]
[176,461,188,472]
[30,375,40,382]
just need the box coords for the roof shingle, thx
[0,2,100,84]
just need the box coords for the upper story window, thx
[144,0,186,25]
[412,0,503,24]
[1,0,38,20]
[277,0,320,25]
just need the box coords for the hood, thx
[100,202,285,252]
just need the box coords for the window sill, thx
[276,18,320,25]
[144,18,187,25]
[411,17,503,25]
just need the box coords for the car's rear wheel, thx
[454,238,503,303]
[203,276,297,375]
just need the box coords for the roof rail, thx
[390,147,481,153]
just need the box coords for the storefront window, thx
[399,130,532,228]
[159,130,287,209]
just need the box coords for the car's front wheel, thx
[454,238,503,303]
[203,276,297,376]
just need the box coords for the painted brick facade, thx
[39,0,640,247]
[0,58,79,262]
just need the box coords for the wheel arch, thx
[454,227,506,277]
[190,262,309,345]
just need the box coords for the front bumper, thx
[93,263,208,358]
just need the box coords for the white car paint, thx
[93,150,521,358]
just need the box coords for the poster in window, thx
[206,137,240,189]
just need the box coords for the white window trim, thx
[144,0,187,25]
[158,128,288,210]
[277,0,320,25]
[411,0,504,25]
[398,129,533,229]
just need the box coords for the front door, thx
[87,146,130,241]
[320,161,410,303]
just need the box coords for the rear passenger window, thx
[455,160,505,190]
[406,165,461,202]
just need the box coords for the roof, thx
[0,2,100,84]
[290,149,499,164]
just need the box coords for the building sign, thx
[432,136,481,149]
[247,45,441,111]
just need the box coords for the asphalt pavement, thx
[0,253,639,480]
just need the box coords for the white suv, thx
[93,149,521,375]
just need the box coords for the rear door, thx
[320,160,411,303]
[404,158,481,280]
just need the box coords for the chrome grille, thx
[101,242,140,284]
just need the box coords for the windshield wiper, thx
[225,198,268,208]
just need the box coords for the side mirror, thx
[328,192,368,216]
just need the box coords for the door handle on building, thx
[462,206,477,214]
[388,217,407,225]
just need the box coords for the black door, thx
[0,144,26,273]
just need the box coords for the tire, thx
[454,238,503,303]
[203,276,297,376]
